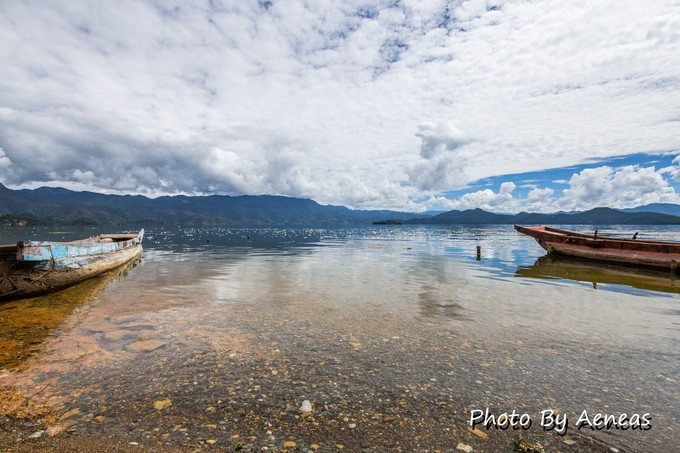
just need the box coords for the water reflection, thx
[0,258,140,369]
[417,287,466,319]
[516,255,680,296]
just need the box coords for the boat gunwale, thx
[540,225,679,246]
[0,230,143,255]
[515,225,680,249]
[19,232,141,247]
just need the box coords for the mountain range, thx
[404,207,680,225]
[0,184,427,226]
[1,183,679,226]
[622,203,680,216]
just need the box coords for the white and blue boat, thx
[0,230,143,300]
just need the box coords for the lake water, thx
[0,225,678,451]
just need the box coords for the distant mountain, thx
[2,183,678,226]
[0,184,430,226]
[622,203,680,216]
[406,208,509,224]
[406,207,680,225]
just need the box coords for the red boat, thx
[514,225,680,271]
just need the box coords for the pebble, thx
[283,440,297,448]
[60,408,81,420]
[468,427,488,439]
[300,400,313,413]
[28,431,44,439]
[153,399,172,410]
[45,426,64,437]
[456,443,473,453]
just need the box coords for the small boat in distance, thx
[0,230,143,300]
[514,225,680,272]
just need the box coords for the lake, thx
[0,224,678,451]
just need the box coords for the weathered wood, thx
[515,225,680,271]
[0,230,143,300]
[0,245,17,254]
[98,233,141,240]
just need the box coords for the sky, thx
[0,0,679,213]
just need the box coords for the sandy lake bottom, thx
[0,226,678,452]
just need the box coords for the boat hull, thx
[0,230,143,300]
[514,225,680,271]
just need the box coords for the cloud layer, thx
[1,0,679,211]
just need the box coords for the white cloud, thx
[663,155,680,183]
[0,147,12,170]
[556,165,679,211]
[423,163,680,213]
[408,121,472,191]
[525,187,555,212]
[422,180,519,212]
[0,0,679,211]
[456,181,518,212]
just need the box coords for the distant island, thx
[372,219,403,225]
[1,183,679,226]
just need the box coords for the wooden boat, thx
[0,230,143,300]
[514,225,680,271]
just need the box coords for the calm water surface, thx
[0,225,678,451]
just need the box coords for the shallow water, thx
[0,225,678,451]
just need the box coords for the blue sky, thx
[482,153,680,200]
[431,151,680,212]
[0,1,679,212]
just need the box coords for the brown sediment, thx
[0,259,140,370]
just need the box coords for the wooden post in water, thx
[476,245,481,260]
